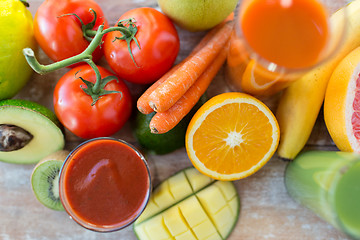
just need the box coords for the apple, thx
[157,0,238,32]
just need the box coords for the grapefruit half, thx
[324,46,360,152]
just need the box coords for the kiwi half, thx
[31,150,69,211]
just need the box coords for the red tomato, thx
[53,65,132,139]
[103,7,180,84]
[34,0,108,64]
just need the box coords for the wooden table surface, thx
[0,0,353,239]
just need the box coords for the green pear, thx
[157,0,238,32]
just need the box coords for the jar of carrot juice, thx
[226,0,347,96]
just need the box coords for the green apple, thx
[157,0,238,32]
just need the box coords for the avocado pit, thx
[0,124,33,152]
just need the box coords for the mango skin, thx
[157,0,238,32]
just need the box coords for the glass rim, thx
[234,0,348,77]
[59,137,152,233]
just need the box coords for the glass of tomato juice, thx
[226,0,347,96]
[59,137,151,232]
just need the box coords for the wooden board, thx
[0,0,352,239]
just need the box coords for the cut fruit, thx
[0,99,65,164]
[133,167,240,240]
[324,46,360,152]
[185,92,279,180]
[31,150,69,211]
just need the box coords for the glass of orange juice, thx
[226,0,347,96]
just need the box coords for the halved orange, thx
[185,92,280,180]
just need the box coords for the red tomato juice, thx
[59,138,151,231]
[240,0,329,69]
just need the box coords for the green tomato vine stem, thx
[23,9,141,105]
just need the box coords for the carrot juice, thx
[59,138,151,232]
[226,0,332,96]
[241,0,329,69]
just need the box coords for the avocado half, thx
[0,99,65,164]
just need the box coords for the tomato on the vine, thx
[53,65,132,139]
[103,7,180,84]
[33,0,108,64]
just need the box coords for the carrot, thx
[147,21,233,113]
[149,43,229,134]
[136,19,231,114]
[137,64,181,114]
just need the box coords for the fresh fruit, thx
[185,92,280,181]
[33,0,108,65]
[0,0,37,100]
[0,99,65,164]
[53,65,132,139]
[133,167,240,240]
[134,95,207,155]
[104,7,180,84]
[276,0,360,160]
[31,150,69,211]
[157,0,238,32]
[324,47,360,152]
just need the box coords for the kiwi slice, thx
[31,150,69,211]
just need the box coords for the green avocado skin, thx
[133,95,207,155]
[0,99,61,128]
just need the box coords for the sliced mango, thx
[134,167,240,240]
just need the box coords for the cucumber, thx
[133,167,240,240]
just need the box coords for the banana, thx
[276,0,360,160]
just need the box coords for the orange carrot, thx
[148,22,233,113]
[137,64,181,114]
[149,43,229,134]
[136,20,230,114]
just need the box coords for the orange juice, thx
[226,0,331,96]
[240,0,329,69]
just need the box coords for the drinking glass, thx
[285,151,360,239]
[226,0,347,96]
[59,137,152,232]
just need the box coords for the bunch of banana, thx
[276,0,360,160]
